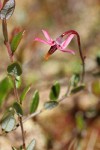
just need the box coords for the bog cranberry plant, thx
[0,0,99,150]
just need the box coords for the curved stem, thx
[61,30,85,82]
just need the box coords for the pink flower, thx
[34,30,75,60]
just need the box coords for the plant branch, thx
[14,82,72,129]
[2,19,26,150]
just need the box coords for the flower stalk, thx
[61,30,85,82]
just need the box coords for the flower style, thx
[34,30,75,60]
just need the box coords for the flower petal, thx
[61,34,75,49]
[34,38,50,45]
[59,48,75,55]
[42,30,53,42]
[56,36,63,45]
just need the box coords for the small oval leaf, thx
[96,55,100,66]
[49,81,60,101]
[30,90,39,114]
[15,76,21,89]
[44,101,59,110]
[0,77,12,106]
[71,84,85,94]
[13,102,23,116]
[0,0,15,20]
[92,80,100,97]
[1,114,16,132]
[27,139,36,150]
[11,31,25,53]
[75,112,85,131]
[20,85,31,103]
[7,62,22,76]
[1,107,15,122]
[70,74,80,87]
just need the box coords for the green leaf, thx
[11,31,25,53]
[49,81,60,101]
[0,77,12,106]
[13,102,23,116]
[71,84,85,94]
[19,146,23,150]
[75,112,85,131]
[70,74,80,87]
[30,90,39,114]
[96,55,100,66]
[15,76,21,89]
[7,62,22,76]
[44,101,59,110]
[27,139,36,150]
[92,80,100,97]
[1,107,15,122]
[20,85,31,103]
[1,114,16,132]
[0,0,15,20]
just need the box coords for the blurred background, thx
[0,0,100,149]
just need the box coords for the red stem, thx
[61,30,85,82]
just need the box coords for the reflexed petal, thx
[42,30,53,42]
[34,38,51,45]
[59,48,75,55]
[56,36,63,45]
[61,34,74,49]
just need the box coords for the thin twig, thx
[19,116,26,149]
[15,84,71,129]
[23,109,44,123]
